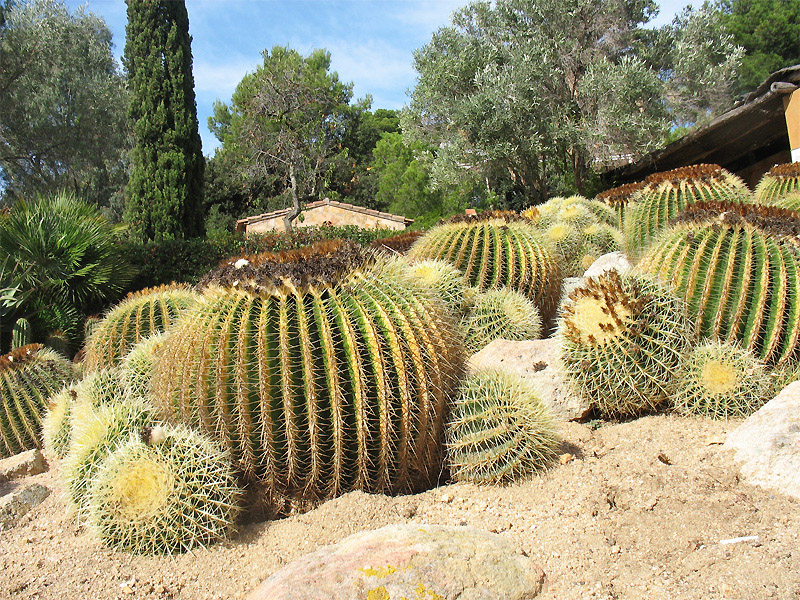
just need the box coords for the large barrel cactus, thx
[83,284,201,371]
[639,202,800,366]
[755,162,800,205]
[595,181,646,229]
[152,241,465,507]
[407,212,561,320]
[624,164,751,256]
[0,344,77,457]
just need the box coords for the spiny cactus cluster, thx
[556,271,691,418]
[447,369,560,485]
[461,288,542,353]
[624,164,751,256]
[672,340,773,419]
[83,284,200,372]
[0,344,76,458]
[11,318,32,350]
[407,212,561,320]
[152,240,465,509]
[639,202,800,365]
[88,424,242,555]
[755,162,800,205]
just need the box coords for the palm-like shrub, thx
[755,162,800,204]
[152,241,465,509]
[0,194,133,350]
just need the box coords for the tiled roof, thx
[236,198,413,227]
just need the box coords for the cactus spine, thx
[447,369,560,485]
[87,424,242,555]
[0,344,77,457]
[42,383,77,458]
[11,318,32,350]
[755,162,800,205]
[556,271,691,418]
[595,181,647,229]
[638,202,800,365]
[83,284,200,372]
[461,288,542,353]
[152,241,465,508]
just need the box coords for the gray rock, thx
[468,338,591,421]
[583,251,632,279]
[0,483,50,530]
[560,277,586,305]
[725,381,800,500]
[248,523,545,600]
[0,449,47,482]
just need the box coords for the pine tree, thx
[123,0,204,241]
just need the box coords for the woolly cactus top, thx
[444,210,528,225]
[595,181,646,206]
[670,201,800,241]
[643,164,731,186]
[764,162,800,179]
[198,240,372,295]
[0,344,44,372]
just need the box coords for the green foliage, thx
[638,202,800,366]
[83,284,200,372]
[11,318,31,349]
[87,424,242,555]
[408,213,562,321]
[0,0,128,205]
[446,369,560,485]
[624,164,751,257]
[754,163,800,205]
[152,243,465,509]
[0,344,77,458]
[672,339,773,419]
[0,193,133,350]
[124,0,204,241]
[556,271,692,418]
[462,289,543,353]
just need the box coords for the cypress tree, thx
[123,0,204,241]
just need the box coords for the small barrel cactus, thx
[83,284,201,372]
[407,212,561,320]
[624,164,751,256]
[461,288,542,353]
[152,240,465,508]
[11,318,32,350]
[638,202,800,366]
[447,369,560,485]
[755,162,800,205]
[595,181,647,229]
[120,332,169,402]
[0,344,77,458]
[397,258,469,315]
[87,424,242,555]
[672,340,773,419]
[42,383,78,459]
[556,271,692,418]
[83,315,102,342]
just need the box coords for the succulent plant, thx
[42,383,78,459]
[755,162,800,205]
[638,202,800,366]
[83,284,201,372]
[83,315,102,342]
[63,394,158,513]
[672,340,773,419]
[395,258,469,315]
[446,369,560,485]
[87,424,242,555]
[151,240,465,509]
[624,164,751,257]
[595,181,647,229]
[11,318,32,350]
[0,344,77,458]
[370,230,423,254]
[556,270,691,418]
[45,330,71,357]
[407,212,561,320]
[461,288,542,353]
[120,332,169,402]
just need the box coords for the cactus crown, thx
[671,200,800,240]
[199,239,371,296]
[643,163,727,185]
[444,210,526,225]
[0,344,44,372]
[370,231,423,254]
[596,181,646,206]
[764,162,800,179]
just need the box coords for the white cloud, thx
[193,59,259,96]
[391,0,466,30]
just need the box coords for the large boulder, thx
[0,483,49,530]
[0,449,47,482]
[248,524,545,600]
[583,251,632,279]
[725,381,800,500]
[468,338,591,421]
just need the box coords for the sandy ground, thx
[1,415,798,600]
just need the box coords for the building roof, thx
[236,198,413,229]
[603,65,800,185]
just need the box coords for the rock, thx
[725,381,800,500]
[248,524,544,600]
[468,338,591,421]
[0,449,47,482]
[0,483,50,530]
[583,251,633,279]
[560,277,586,304]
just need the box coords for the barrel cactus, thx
[0,344,77,458]
[42,383,78,459]
[152,240,465,508]
[595,181,647,229]
[624,164,751,256]
[672,340,773,419]
[83,284,201,372]
[407,212,561,320]
[462,288,542,353]
[370,230,423,254]
[639,202,800,366]
[446,369,560,485]
[755,162,800,205]
[120,332,169,402]
[11,318,32,350]
[556,271,692,418]
[87,424,242,555]
[397,258,469,315]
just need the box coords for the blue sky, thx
[65,0,691,156]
